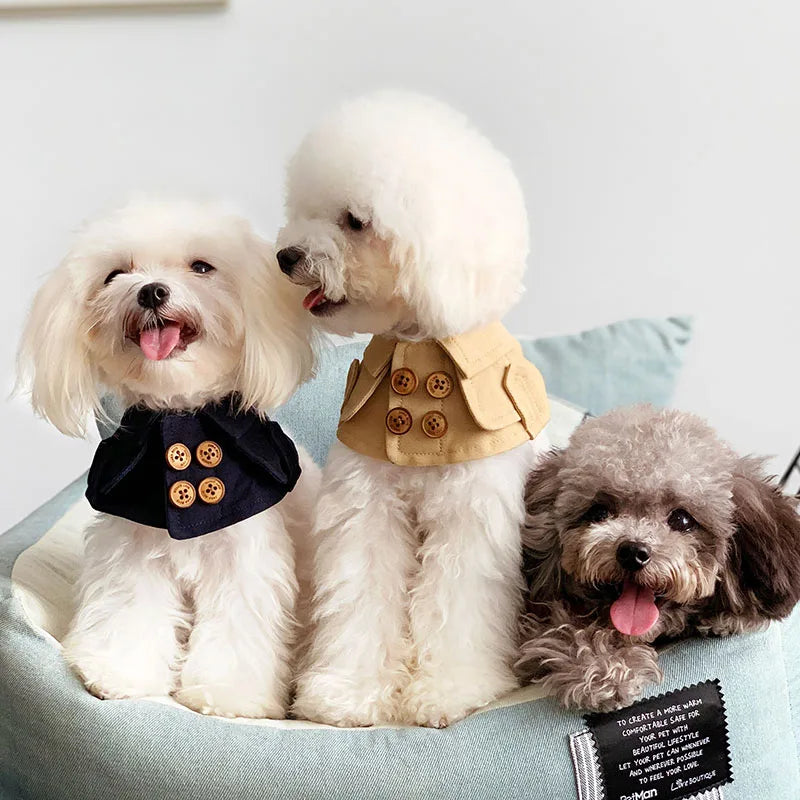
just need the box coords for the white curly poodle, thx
[276,92,550,727]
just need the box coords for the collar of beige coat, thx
[336,321,550,466]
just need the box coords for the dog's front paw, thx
[65,648,176,701]
[292,670,402,727]
[178,652,289,719]
[174,684,286,719]
[403,670,518,728]
[523,625,663,712]
[291,703,382,728]
[570,664,661,714]
[582,642,663,712]
[406,698,470,729]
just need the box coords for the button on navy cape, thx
[86,396,301,540]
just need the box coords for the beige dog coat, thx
[336,322,549,466]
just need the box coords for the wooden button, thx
[198,477,225,505]
[426,371,454,399]
[169,480,196,508]
[386,407,413,435]
[196,440,222,468]
[390,368,418,396]
[166,443,191,470]
[421,411,448,439]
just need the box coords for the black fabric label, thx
[584,680,732,800]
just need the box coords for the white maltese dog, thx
[17,200,319,719]
[276,92,551,727]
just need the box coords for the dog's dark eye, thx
[191,260,216,274]
[583,503,612,524]
[104,269,125,285]
[345,212,365,231]
[668,508,697,532]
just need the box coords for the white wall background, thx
[1,0,798,531]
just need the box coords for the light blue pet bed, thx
[3,317,798,800]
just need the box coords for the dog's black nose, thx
[617,541,651,572]
[276,247,305,276]
[137,282,170,310]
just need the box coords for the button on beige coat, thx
[337,322,550,466]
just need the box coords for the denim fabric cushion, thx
[523,315,693,416]
[273,316,692,465]
[1,480,799,799]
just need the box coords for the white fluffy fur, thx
[277,92,547,727]
[17,200,320,718]
[276,91,529,341]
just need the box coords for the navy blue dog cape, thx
[86,396,301,540]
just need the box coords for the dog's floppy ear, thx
[522,450,566,605]
[717,458,800,620]
[236,234,317,413]
[16,258,99,437]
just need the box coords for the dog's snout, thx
[616,541,651,572]
[276,247,305,276]
[137,282,170,310]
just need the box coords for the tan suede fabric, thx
[337,322,550,466]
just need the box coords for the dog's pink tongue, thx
[610,580,659,636]
[303,287,326,310]
[139,324,181,361]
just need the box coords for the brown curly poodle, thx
[517,405,800,712]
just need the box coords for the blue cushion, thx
[274,316,693,465]
[524,315,693,416]
[1,478,799,799]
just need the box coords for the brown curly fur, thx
[517,405,800,712]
